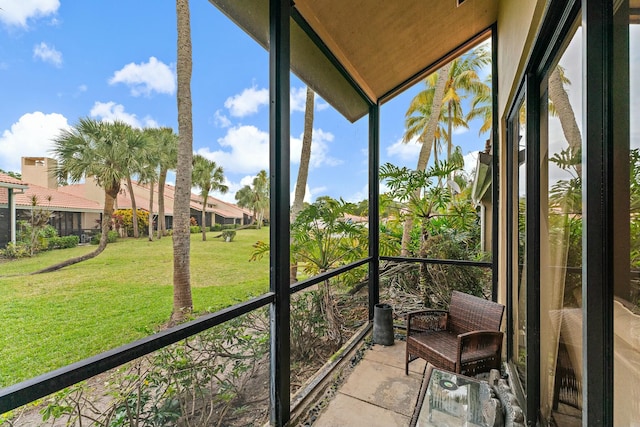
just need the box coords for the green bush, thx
[221,230,236,242]
[48,235,80,249]
[0,242,31,259]
[221,224,237,230]
[190,226,201,234]
[90,231,118,245]
[211,224,222,232]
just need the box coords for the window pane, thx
[541,23,583,425]
[613,1,640,425]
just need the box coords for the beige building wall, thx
[21,157,58,189]
[495,1,546,307]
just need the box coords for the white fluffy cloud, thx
[386,137,421,161]
[290,86,307,113]
[197,125,269,174]
[109,57,175,97]
[213,109,231,128]
[33,42,62,67]
[224,86,269,117]
[0,111,68,172]
[0,0,59,28]
[291,128,341,169]
[90,101,158,128]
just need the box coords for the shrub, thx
[221,230,236,242]
[189,226,201,234]
[90,231,118,245]
[211,224,222,232]
[0,242,31,259]
[48,235,80,249]
[113,209,149,237]
[221,224,237,230]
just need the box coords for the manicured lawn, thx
[0,228,270,388]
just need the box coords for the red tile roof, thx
[0,183,102,211]
[0,173,28,188]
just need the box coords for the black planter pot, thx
[373,303,394,346]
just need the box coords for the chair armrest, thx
[457,330,504,356]
[406,310,449,336]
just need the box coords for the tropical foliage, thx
[192,154,228,241]
[235,170,269,229]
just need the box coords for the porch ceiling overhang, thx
[209,0,496,122]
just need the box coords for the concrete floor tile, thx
[312,393,410,427]
[339,359,422,417]
[366,342,426,374]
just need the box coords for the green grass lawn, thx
[0,228,270,388]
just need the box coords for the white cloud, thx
[0,111,69,172]
[89,101,157,128]
[78,84,87,92]
[290,87,307,113]
[33,42,62,67]
[463,151,478,178]
[198,125,269,174]
[0,0,59,28]
[109,57,175,97]
[224,85,269,117]
[213,109,231,128]
[386,137,421,161]
[316,101,330,111]
[291,128,341,169]
[344,184,369,203]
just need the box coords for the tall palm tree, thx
[35,118,141,273]
[142,127,178,240]
[399,46,490,255]
[291,87,315,283]
[192,154,228,241]
[292,87,315,219]
[124,127,147,238]
[235,170,269,228]
[139,128,165,241]
[173,0,193,323]
[153,128,178,239]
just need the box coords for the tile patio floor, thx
[311,341,426,427]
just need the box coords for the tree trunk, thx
[291,87,315,283]
[127,176,139,238]
[401,63,451,256]
[201,195,207,241]
[548,67,582,173]
[33,184,119,274]
[292,87,314,218]
[148,180,154,241]
[172,0,194,324]
[321,279,342,350]
[157,168,167,239]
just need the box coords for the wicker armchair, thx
[405,291,505,376]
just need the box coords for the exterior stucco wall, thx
[496,1,546,306]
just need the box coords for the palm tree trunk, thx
[34,185,119,274]
[548,67,582,173]
[157,168,167,239]
[291,87,315,282]
[401,63,451,256]
[201,195,207,241]
[148,180,155,241]
[172,0,194,324]
[127,176,139,238]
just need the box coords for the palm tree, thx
[35,118,141,273]
[139,128,165,241]
[399,46,490,255]
[153,128,178,239]
[124,127,147,238]
[173,0,193,323]
[292,87,315,218]
[192,154,228,241]
[235,170,269,228]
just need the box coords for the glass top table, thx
[412,364,496,427]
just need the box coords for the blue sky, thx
[0,1,491,204]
